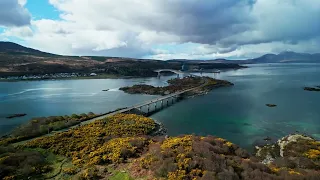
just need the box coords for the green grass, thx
[23,148,71,179]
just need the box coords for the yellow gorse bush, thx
[161,135,193,153]
[25,114,155,167]
[304,149,320,159]
[90,137,147,164]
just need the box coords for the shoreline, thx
[0,67,245,82]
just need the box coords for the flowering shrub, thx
[304,149,320,159]
[24,114,154,167]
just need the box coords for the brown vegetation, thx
[1,114,320,179]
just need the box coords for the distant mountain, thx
[0,42,57,57]
[169,51,320,64]
[247,51,320,63]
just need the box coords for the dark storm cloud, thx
[219,0,320,47]
[122,0,320,50]
[132,0,255,44]
[0,0,31,27]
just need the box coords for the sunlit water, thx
[0,64,319,150]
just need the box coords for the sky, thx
[0,0,319,60]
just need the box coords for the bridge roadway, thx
[154,69,184,74]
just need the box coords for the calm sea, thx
[1,64,319,150]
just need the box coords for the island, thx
[304,86,320,92]
[266,104,277,107]
[6,113,27,119]
[120,76,234,96]
[0,113,319,179]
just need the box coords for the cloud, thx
[2,0,320,59]
[2,26,33,38]
[22,0,256,57]
[221,0,320,46]
[18,0,27,6]
[0,0,31,27]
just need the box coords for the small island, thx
[120,76,234,96]
[304,86,320,92]
[6,113,27,119]
[266,104,277,107]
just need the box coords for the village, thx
[0,72,98,81]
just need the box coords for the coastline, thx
[0,67,246,82]
[0,74,136,82]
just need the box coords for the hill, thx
[0,42,57,57]
[0,42,245,79]
[248,51,320,63]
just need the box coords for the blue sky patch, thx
[26,0,60,20]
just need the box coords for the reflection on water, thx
[1,64,320,151]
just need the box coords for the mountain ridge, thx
[0,42,57,57]
[0,41,319,64]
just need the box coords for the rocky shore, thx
[255,134,320,173]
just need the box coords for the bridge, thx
[154,69,194,78]
[154,69,184,74]
[104,70,204,116]
[12,75,207,145]
[79,75,206,125]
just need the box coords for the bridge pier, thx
[157,72,161,79]
[147,104,150,113]
[154,103,157,110]
[161,100,163,108]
